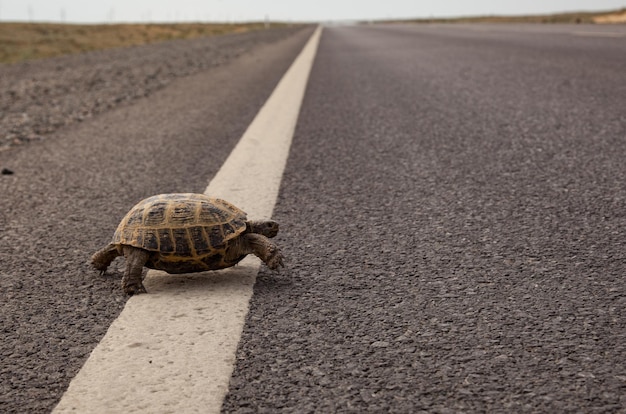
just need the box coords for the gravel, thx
[0,26,306,151]
[0,26,314,413]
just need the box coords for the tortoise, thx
[91,193,284,295]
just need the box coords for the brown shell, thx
[113,194,247,267]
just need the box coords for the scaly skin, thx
[121,246,149,295]
[91,244,121,274]
[92,222,284,295]
[226,233,285,270]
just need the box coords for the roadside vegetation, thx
[388,8,626,25]
[0,22,282,64]
[1,8,623,64]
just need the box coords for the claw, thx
[123,283,147,295]
[267,249,285,271]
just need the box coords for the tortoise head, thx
[247,220,279,238]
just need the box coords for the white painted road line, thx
[53,26,321,414]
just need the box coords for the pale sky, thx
[1,0,624,23]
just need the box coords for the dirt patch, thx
[0,22,283,64]
[593,10,626,24]
[386,8,626,24]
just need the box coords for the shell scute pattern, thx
[173,228,191,256]
[141,229,159,251]
[125,209,145,227]
[113,193,247,260]
[158,229,175,254]
[144,204,167,226]
[207,226,227,250]
[188,226,210,253]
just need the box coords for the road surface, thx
[222,24,626,412]
[1,23,625,413]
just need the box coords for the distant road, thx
[1,23,625,413]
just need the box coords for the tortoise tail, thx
[91,244,121,274]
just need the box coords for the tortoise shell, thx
[113,193,248,272]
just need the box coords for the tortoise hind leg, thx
[230,233,284,270]
[91,244,121,274]
[121,246,150,295]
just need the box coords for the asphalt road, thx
[0,27,314,413]
[2,23,626,413]
[222,24,626,412]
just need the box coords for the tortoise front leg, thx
[232,233,284,270]
[91,244,121,274]
[121,246,150,295]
